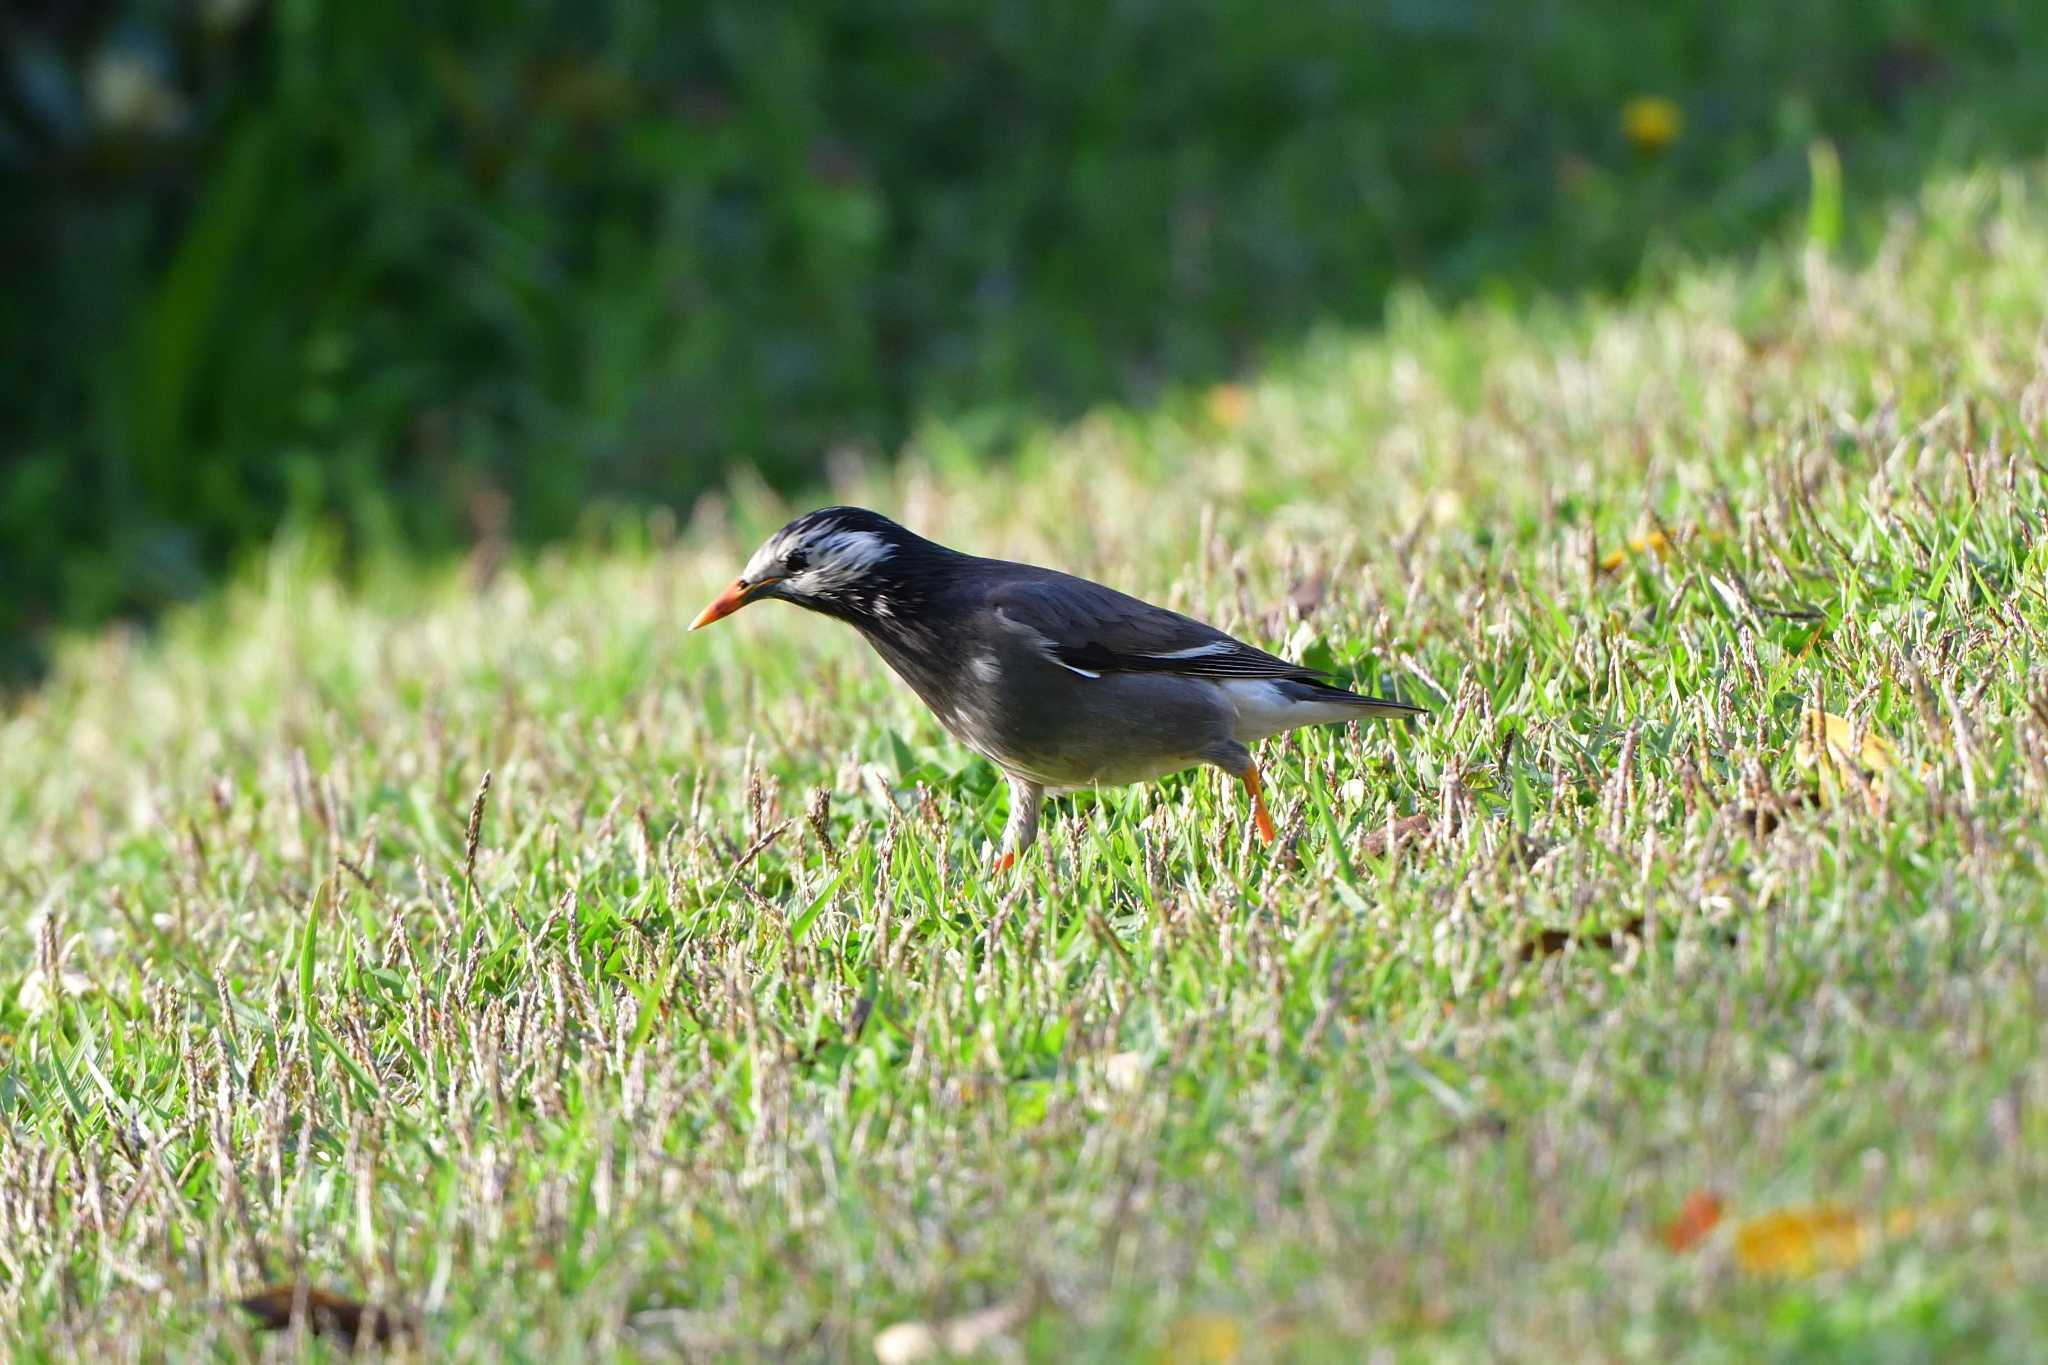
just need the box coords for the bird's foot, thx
[991,849,1018,874]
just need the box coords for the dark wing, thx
[984,571,1327,682]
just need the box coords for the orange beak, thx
[689,576,777,630]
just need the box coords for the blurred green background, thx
[5,1,2045,677]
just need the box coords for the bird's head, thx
[690,507,935,629]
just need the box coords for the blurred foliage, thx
[3,0,2045,674]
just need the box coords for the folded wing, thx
[987,574,1334,683]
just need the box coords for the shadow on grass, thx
[4,1,2048,685]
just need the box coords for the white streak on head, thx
[741,536,786,585]
[969,654,999,683]
[795,527,893,594]
[743,519,896,598]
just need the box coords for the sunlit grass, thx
[4,166,2048,1359]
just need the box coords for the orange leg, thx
[1241,763,1278,843]
[991,849,1017,874]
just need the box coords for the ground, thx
[3,165,2047,1361]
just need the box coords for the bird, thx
[690,507,1423,870]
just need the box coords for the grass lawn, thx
[6,162,2048,1360]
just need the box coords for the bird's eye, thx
[782,548,809,574]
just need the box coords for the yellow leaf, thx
[1621,96,1684,154]
[1733,1205,1868,1276]
[1731,1201,1950,1278]
[1598,529,1674,572]
[1793,709,1896,793]
[1163,1312,1242,1364]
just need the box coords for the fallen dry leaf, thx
[1725,790,1821,837]
[1358,813,1432,859]
[1285,574,1326,618]
[1519,916,1643,962]
[874,1298,1030,1363]
[1162,1311,1243,1363]
[1521,913,1736,962]
[1260,574,1329,637]
[1662,1189,1726,1252]
[236,1284,417,1345]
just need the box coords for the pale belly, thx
[882,642,1357,790]
[995,749,1204,791]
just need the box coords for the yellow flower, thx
[1621,96,1683,155]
